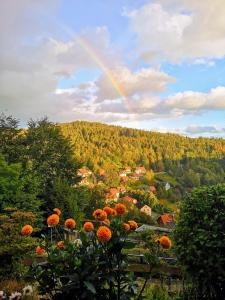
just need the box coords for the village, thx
[76,165,176,231]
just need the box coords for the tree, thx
[0,154,41,213]
[0,113,22,163]
[174,184,225,299]
[25,118,79,186]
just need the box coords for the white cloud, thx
[0,0,118,122]
[95,66,174,101]
[126,0,225,62]
[185,125,225,134]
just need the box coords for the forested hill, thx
[59,121,225,191]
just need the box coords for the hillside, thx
[59,121,225,198]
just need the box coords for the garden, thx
[0,184,225,299]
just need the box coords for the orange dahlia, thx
[115,203,126,215]
[123,223,130,231]
[53,208,61,216]
[103,206,113,216]
[21,225,33,236]
[65,218,76,230]
[111,209,117,216]
[159,236,172,249]
[96,226,112,242]
[47,214,59,227]
[128,220,138,230]
[103,218,110,225]
[57,241,65,249]
[36,246,45,255]
[83,221,94,232]
[93,209,107,221]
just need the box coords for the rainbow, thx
[56,22,132,113]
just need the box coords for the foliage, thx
[59,121,225,200]
[0,208,38,278]
[174,184,225,299]
[28,205,165,300]
[0,154,41,213]
[0,113,22,164]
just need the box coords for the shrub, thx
[0,208,38,279]
[174,184,225,299]
[27,205,167,300]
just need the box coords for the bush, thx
[174,184,225,299]
[0,208,38,279]
[26,205,169,300]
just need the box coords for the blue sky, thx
[0,0,225,136]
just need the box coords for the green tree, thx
[0,113,22,163]
[174,184,225,299]
[0,154,41,213]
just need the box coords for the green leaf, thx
[84,281,96,294]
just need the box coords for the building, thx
[124,166,132,174]
[157,214,176,227]
[106,187,120,201]
[122,196,137,205]
[135,166,146,175]
[150,185,156,193]
[119,171,127,178]
[130,173,140,181]
[98,169,106,177]
[140,205,152,216]
[78,178,90,186]
[77,167,92,178]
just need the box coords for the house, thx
[124,166,132,174]
[130,173,140,181]
[77,167,92,178]
[120,176,128,183]
[98,169,106,177]
[106,188,120,201]
[150,185,156,193]
[157,214,176,227]
[119,186,126,194]
[140,205,152,216]
[119,171,127,178]
[78,178,90,186]
[135,166,146,175]
[122,196,137,205]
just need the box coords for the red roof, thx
[150,185,156,193]
[108,188,119,194]
[98,169,106,176]
[131,173,139,178]
[157,214,174,225]
[123,196,137,205]
[135,166,146,173]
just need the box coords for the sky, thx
[0,0,225,137]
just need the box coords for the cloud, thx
[75,84,225,116]
[95,66,174,101]
[126,0,225,62]
[185,125,225,134]
[0,0,118,122]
